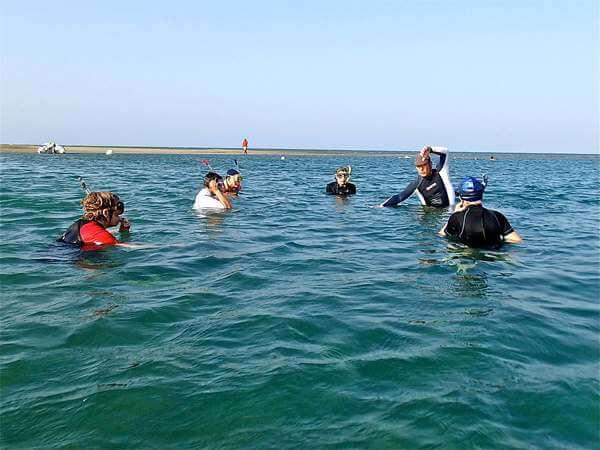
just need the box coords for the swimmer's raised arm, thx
[428,146,449,172]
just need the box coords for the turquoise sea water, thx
[1,152,599,449]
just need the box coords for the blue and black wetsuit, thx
[382,148,455,208]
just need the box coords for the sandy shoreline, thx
[0,144,409,157]
[2,144,595,158]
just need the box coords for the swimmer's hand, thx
[208,180,232,209]
[119,218,131,232]
[420,146,432,159]
[208,180,220,195]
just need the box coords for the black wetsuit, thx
[57,219,88,245]
[445,204,514,248]
[382,150,450,207]
[326,182,356,196]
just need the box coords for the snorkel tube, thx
[78,177,91,195]
[335,165,352,177]
[201,159,214,171]
[200,159,244,193]
[77,177,126,221]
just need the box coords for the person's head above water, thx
[334,166,351,186]
[81,192,124,227]
[458,176,486,202]
[225,168,242,190]
[204,172,224,190]
[415,146,433,177]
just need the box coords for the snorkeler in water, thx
[326,166,356,196]
[222,168,243,195]
[58,191,130,248]
[193,172,232,209]
[380,146,455,207]
[439,176,522,248]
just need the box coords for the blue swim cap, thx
[227,168,240,176]
[458,177,485,201]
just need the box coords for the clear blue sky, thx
[1,0,597,153]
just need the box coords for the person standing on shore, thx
[242,138,249,155]
[380,146,455,208]
[439,176,522,247]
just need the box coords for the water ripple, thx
[0,153,598,448]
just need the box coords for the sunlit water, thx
[1,152,598,449]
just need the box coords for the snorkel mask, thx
[335,165,352,180]
[226,168,243,183]
[214,174,225,191]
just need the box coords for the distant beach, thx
[2,144,597,160]
[0,144,412,157]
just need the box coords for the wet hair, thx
[226,168,240,176]
[81,192,122,224]
[415,154,432,167]
[335,166,351,176]
[204,172,223,188]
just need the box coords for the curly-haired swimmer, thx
[58,191,130,247]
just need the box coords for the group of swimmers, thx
[325,146,522,247]
[58,146,522,249]
[192,169,242,210]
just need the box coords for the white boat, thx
[37,142,66,154]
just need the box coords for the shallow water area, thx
[1,152,599,448]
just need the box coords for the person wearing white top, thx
[193,172,232,210]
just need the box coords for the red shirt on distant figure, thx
[242,138,249,154]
